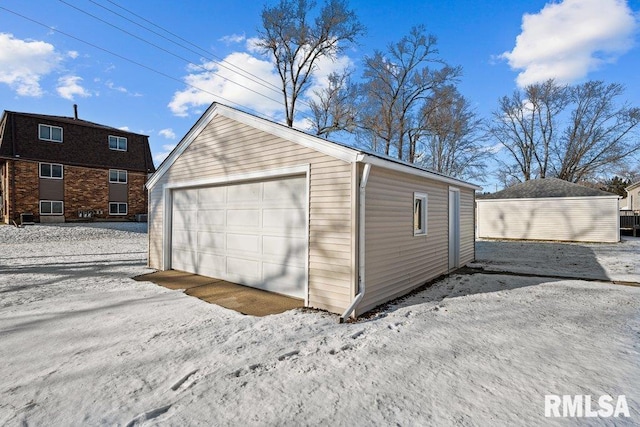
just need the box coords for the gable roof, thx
[0,110,155,173]
[478,178,617,199]
[147,102,480,191]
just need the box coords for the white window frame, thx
[39,162,63,179]
[108,135,127,151]
[109,202,128,215]
[40,200,64,215]
[109,169,128,184]
[39,124,63,143]
[413,192,428,236]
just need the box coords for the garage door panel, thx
[263,208,305,232]
[226,233,260,253]
[173,209,197,230]
[198,187,225,206]
[171,175,307,299]
[227,257,260,280]
[198,254,225,277]
[227,209,260,227]
[197,231,225,254]
[198,209,225,229]
[228,182,261,202]
[263,235,306,265]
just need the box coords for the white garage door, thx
[171,176,307,299]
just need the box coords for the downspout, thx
[340,162,371,323]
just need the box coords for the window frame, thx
[108,135,128,151]
[109,169,128,184]
[40,200,64,215]
[109,202,128,216]
[38,124,63,143]
[39,162,64,179]
[413,192,428,236]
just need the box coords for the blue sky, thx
[1,0,639,190]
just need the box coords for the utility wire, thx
[0,5,275,121]
[89,0,283,95]
[57,0,284,107]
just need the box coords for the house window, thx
[109,135,127,151]
[40,200,64,215]
[414,192,428,236]
[39,163,63,179]
[109,169,127,183]
[39,124,63,142]
[109,202,127,215]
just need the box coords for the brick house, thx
[0,108,155,224]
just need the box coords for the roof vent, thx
[73,104,78,120]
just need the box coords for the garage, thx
[170,175,307,299]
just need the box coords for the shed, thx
[146,103,479,318]
[476,178,620,243]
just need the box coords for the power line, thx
[57,0,284,107]
[0,5,276,121]
[89,0,283,95]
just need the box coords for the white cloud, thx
[501,0,638,87]
[56,75,91,100]
[67,50,79,59]
[159,128,176,139]
[153,143,178,165]
[220,33,246,44]
[118,126,130,131]
[0,33,61,96]
[168,52,283,118]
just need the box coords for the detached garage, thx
[146,103,479,318]
[476,178,620,243]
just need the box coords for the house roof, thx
[2,111,150,136]
[627,181,640,192]
[148,102,481,191]
[478,177,617,199]
[0,110,155,173]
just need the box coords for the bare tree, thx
[308,70,357,138]
[357,25,461,162]
[488,79,568,181]
[417,85,488,180]
[256,0,364,127]
[555,81,640,182]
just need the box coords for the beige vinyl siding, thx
[459,188,475,265]
[148,114,354,313]
[476,197,620,243]
[357,167,450,315]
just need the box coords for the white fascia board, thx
[359,154,482,191]
[146,103,219,190]
[147,104,359,190]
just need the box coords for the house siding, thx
[148,114,355,314]
[477,197,620,243]
[357,167,451,315]
[4,159,147,222]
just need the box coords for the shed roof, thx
[148,102,480,191]
[478,178,617,199]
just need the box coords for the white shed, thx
[146,103,480,318]
[476,178,620,243]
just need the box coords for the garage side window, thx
[414,192,428,236]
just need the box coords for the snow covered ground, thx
[1,223,639,426]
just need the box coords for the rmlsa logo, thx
[545,395,630,418]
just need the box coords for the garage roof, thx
[478,178,617,199]
[147,103,480,191]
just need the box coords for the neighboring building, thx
[476,178,620,243]
[146,103,480,318]
[622,181,640,211]
[0,108,155,224]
